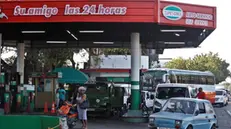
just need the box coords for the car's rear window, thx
[156,87,190,99]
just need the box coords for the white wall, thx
[90,55,149,69]
[99,72,129,77]
[88,72,129,80]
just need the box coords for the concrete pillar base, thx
[122,110,148,123]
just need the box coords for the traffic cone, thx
[51,102,56,114]
[44,102,48,114]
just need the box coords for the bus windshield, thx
[141,70,167,86]
[143,70,167,79]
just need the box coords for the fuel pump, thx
[28,92,35,112]
[16,85,21,112]
[4,84,10,114]
[9,72,20,113]
[0,72,6,110]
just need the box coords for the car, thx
[215,90,228,107]
[153,84,197,112]
[148,98,218,129]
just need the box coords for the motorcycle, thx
[58,101,78,129]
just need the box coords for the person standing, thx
[196,87,206,99]
[126,93,131,109]
[76,87,88,129]
[55,88,60,109]
[58,85,66,108]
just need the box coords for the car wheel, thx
[187,125,193,129]
[211,125,216,129]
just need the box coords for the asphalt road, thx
[74,118,146,129]
[73,103,231,129]
[214,102,231,129]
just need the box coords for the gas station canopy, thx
[0,0,216,50]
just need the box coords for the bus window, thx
[169,75,176,83]
[206,76,215,85]
[186,75,191,83]
[181,75,190,83]
[199,76,207,84]
[176,75,182,83]
[190,76,195,84]
[190,75,199,84]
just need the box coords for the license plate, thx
[87,108,95,111]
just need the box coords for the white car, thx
[153,84,196,112]
[215,90,228,107]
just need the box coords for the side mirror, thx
[195,110,200,116]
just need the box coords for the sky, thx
[2,0,230,69]
[160,0,231,66]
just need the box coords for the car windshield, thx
[156,87,190,99]
[162,99,196,114]
[216,91,223,95]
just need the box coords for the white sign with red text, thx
[13,4,127,18]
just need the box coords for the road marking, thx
[225,110,231,117]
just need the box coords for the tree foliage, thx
[103,48,131,55]
[2,47,81,71]
[165,52,230,83]
[39,48,80,69]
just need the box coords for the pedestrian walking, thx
[55,87,60,109]
[76,86,88,129]
[196,87,206,99]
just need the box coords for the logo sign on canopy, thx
[160,1,216,29]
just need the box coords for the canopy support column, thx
[122,33,145,123]
[17,43,25,84]
[131,32,141,110]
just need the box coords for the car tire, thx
[187,125,193,129]
[211,125,216,129]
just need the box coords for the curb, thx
[226,110,231,117]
